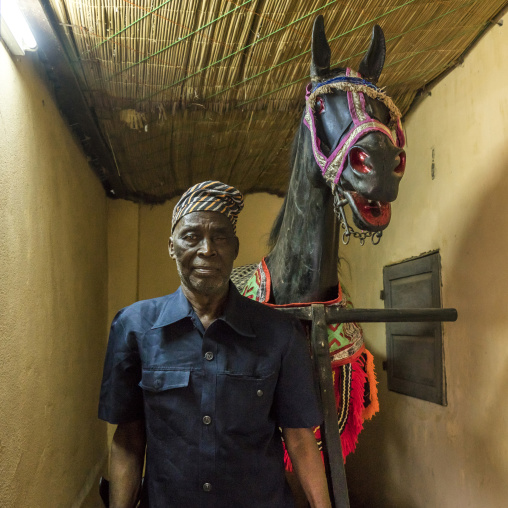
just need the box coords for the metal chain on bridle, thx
[333,192,383,246]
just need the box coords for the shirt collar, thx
[151,286,194,329]
[151,283,256,337]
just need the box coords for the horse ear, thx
[310,15,331,80]
[358,25,386,84]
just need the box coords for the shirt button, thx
[204,351,214,361]
[203,482,212,492]
[257,389,264,397]
[202,415,212,425]
[154,379,162,388]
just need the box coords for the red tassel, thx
[284,445,293,472]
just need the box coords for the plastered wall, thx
[0,46,108,507]
[342,23,508,508]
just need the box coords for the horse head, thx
[305,15,406,235]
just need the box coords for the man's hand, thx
[110,419,146,508]
[282,427,332,508]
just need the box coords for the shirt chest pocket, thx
[217,371,278,436]
[138,369,190,392]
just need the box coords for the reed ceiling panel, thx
[42,0,508,202]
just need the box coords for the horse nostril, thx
[349,147,372,174]
[394,150,406,175]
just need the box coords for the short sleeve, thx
[274,318,323,428]
[98,310,144,424]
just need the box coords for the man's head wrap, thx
[172,181,244,233]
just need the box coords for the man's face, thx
[169,211,239,297]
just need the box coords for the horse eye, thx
[316,97,325,115]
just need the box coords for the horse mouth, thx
[344,191,391,231]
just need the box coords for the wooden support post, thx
[311,304,350,508]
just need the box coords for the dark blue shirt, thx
[99,283,322,508]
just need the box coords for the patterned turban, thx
[172,181,244,233]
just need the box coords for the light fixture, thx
[0,0,37,55]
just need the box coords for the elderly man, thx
[99,181,331,508]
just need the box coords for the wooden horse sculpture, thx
[233,15,406,500]
[99,15,407,508]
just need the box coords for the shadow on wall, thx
[345,140,508,507]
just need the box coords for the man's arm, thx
[282,427,332,508]
[109,419,146,508]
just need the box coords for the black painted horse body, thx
[235,15,406,506]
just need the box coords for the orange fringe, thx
[362,349,379,421]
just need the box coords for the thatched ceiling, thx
[36,0,508,202]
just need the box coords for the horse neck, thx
[266,125,340,304]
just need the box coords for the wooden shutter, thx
[383,252,447,405]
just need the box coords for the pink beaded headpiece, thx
[303,68,405,188]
